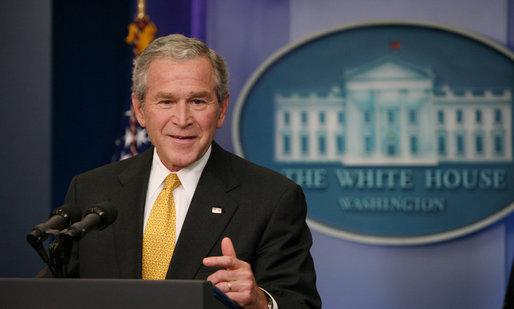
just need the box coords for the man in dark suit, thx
[61,34,321,309]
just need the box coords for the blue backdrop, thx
[1,1,513,308]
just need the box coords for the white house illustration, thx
[274,57,512,165]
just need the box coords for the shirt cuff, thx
[259,287,278,309]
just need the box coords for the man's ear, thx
[132,93,146,127]
[216,93,229,129]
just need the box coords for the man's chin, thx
[161,154,199,171]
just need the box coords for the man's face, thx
[133,57,228,171]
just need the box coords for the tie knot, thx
[164,173,181,191]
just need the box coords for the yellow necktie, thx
[142,173,181,279]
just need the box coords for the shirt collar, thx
[149,145,212,197]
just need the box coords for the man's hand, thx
[203,237,269,309]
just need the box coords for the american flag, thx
[112,106,151,161]
[112,8,156,161]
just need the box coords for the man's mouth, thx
[171,135,195,140]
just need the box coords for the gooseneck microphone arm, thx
[60,204,118,242]
[27,206,81,243]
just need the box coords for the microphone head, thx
[51,204,82,225]
[84,201,118,230]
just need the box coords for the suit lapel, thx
[112,148,153,278]
[167,143,239,279]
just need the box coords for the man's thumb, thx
[221,237,237,258]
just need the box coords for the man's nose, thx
[172,101,193,126]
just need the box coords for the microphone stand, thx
[48,238,64,278]
[27,228,67,277]
[48,232,75,278]
[26,230,53,273]
[27,228,75,278]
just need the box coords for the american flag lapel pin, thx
[211,207,223,214]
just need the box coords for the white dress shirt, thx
[143,146,211,238]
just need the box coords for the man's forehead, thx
[147,57,215,81]
[153,90,214,99]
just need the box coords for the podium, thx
[0,278,235,308]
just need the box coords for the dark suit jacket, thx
[62,142,321,308]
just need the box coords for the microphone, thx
[46,202,117,278]
[26,204,82,244]
[58,201,118,242]
[27,204,81,269]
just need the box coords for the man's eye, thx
[160,100,172,105]
[192,99,205,105]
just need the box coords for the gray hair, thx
[132,34,229,104]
